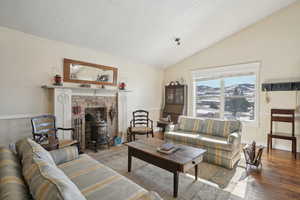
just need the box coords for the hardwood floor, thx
[245,148,300,200]
[153,132,300,200]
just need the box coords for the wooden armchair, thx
[128,110,154,141]
[31,115,79,151]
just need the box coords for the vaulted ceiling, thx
[0,0,296,68]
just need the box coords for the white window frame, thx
[191,62,260,127]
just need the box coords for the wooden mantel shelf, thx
[41,85,132,93]
[42,84,116,92]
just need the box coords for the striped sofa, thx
[165,116,242,169]
[0,138,162,200]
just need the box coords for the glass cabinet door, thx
[166,88,175,104]
[174,88,184,104]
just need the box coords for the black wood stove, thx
[87,111,110,152]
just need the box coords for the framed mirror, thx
[63,58,118,86]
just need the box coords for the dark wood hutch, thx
[161,82,188,123]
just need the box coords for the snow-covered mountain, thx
[197,83,255,95]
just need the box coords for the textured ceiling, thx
[0,0,296,68]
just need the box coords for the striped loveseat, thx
[165,116,242,169]
[0,138,162,200]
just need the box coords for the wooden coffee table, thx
[125,138,206,198]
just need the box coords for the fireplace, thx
[42,85,130,152]
[72,95,118,150]
[85,107,110,151]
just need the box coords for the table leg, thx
[106,137,110,149]
[195,164,198,181]
[173,171,179,198]
[128,148,132,172]
[94,141,98,153]
[267,135,270,153]
[292,139,297,159]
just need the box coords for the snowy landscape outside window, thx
[192,62,259,123]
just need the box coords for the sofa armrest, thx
[165,124,179,132]
[228,132,241,146]
[50,146,79,165]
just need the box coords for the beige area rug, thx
[88,145,251,200]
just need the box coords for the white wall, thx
[0,26,163,146]
[164,2,300,151]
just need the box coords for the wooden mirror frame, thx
[63,58,118,86]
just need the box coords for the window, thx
[196,79,221,118]
[192,62,259,123]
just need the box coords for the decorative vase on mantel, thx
[119,82,126,90]
[54,74,63,86]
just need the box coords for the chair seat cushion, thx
[131,127,152,133]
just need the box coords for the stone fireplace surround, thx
[72,95,117,150]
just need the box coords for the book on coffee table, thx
[160,143,175,151]
[157,143,178,154]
